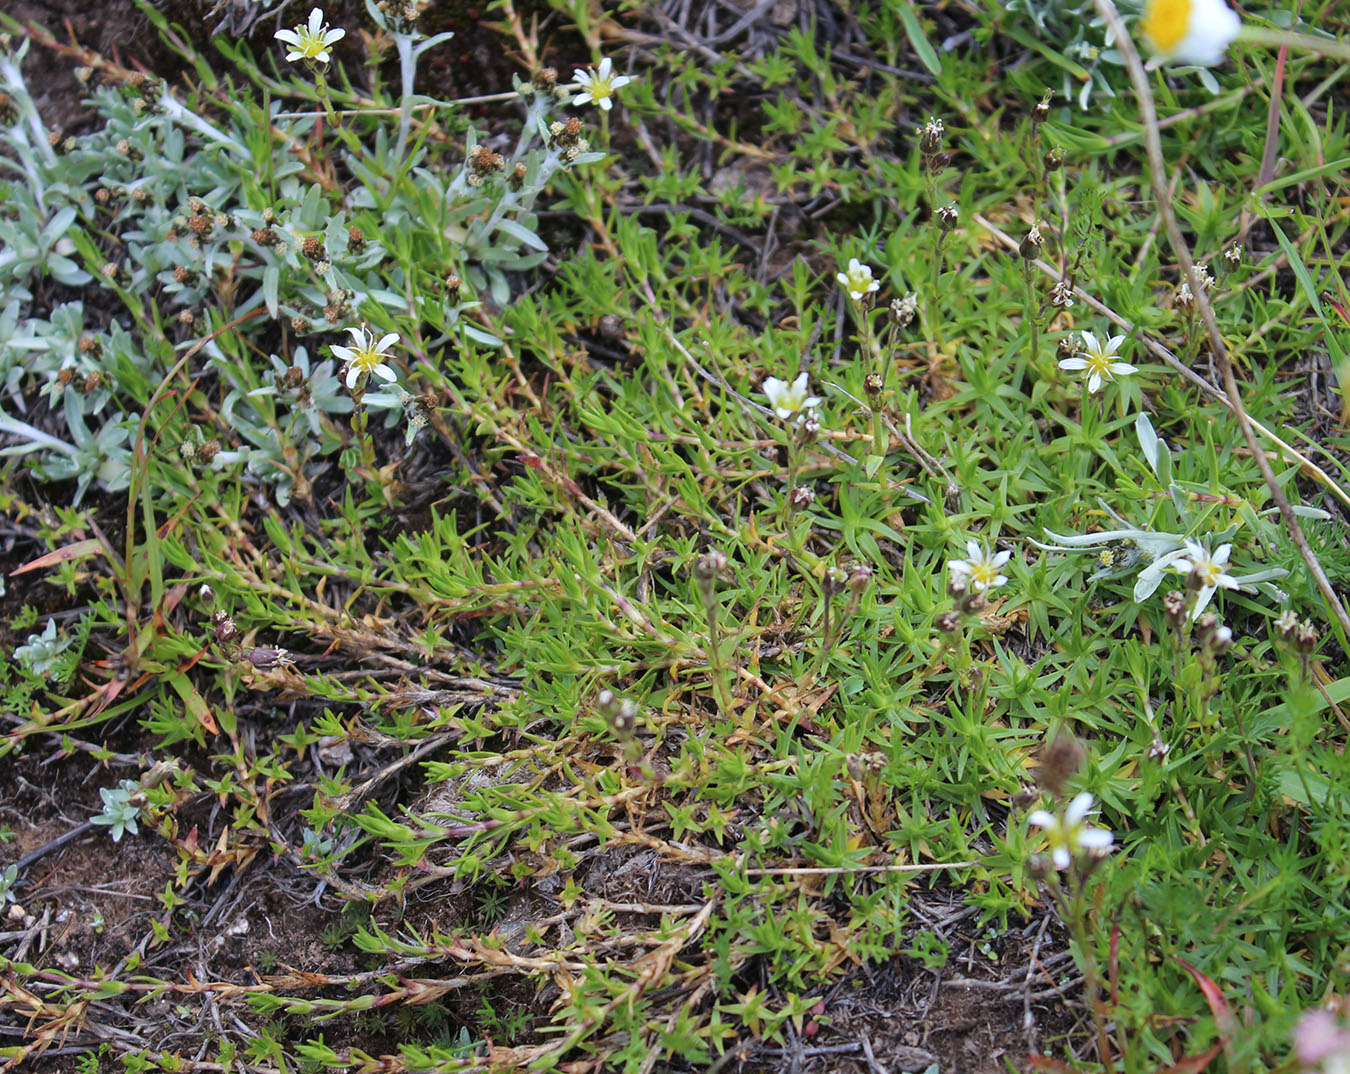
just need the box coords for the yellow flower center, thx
[1085,351,1116,380]
[1141,0,1191,53]
[970,560,1001,587]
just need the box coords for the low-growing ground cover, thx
[1,1,1349,1071]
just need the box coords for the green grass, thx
[1,0,1349,1071]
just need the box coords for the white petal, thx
[375,333,399,353]
[275,29,301,45]
[1052,847,1071,870]
[285,49,305,61]
[345,366,360,389]
[965,539,982,561]
[1079,829,1113,849]
[991,573,1008,588]
[1059,357,1088,371]
[1215,575,1241,590]
[1080,330,1099,353]
[598,97,614,111]
[991,550,1012,568]
[574,92,594,106]
[1190,585,1217,619]
[374,363,397,382]
[1027,810,1056,829]
[1109,361,1138,376]
[325,28,346,45]
[572,68,590,85]
[308,8,324,34]
[330,345,353,363]
[1213,543,1232,564]
[1106,334,1127,352]
[1065,792,1095,824]
[611,76,633,90]
[1087,372,1102,393]
[948,560,971,576]
[597,56,612,78]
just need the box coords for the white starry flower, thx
[1139,0,1241,67]
[761,372,821,422]
[948,540,1012,593]
[1059,330,1136,394]
[836,258,881,302]
[1028,792,1114,870]
[1173,539,1240,619]
[275,7,346,65]
[569,57,633,112]
[331,326,399,390]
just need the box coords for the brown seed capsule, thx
[212,610,239,645]
[1018,224,1043,260]
[302,236,326,261]
[173,265,199,286]
[533,67,558,91]
[789,486,816,510]
[348,226,366,252]
[197,439,220,463]
[243,647,294,671]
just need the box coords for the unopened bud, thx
[789,486,816,510]
[936,204,958,232]
[1018,223,1043,261]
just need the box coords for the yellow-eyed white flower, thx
[569,57,633,112]
[275,7,346,65]
[1028,792,1114,870]
[837,258,880,302]
[1173,539,1240,619]
[761,372,820,422]
[948,540,1012,593]
[1139,0,1240,66]
[332,326,399,389]
[1059,330,1135,394]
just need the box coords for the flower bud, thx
[1018,223,1043,261]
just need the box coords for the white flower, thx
[275,8,346,64]
[1028,792,1114,870]
[1173,539,1240,619]
[1059,330,1136,394]
[569,57,633,112]
[331,326,399,389]
[948,540,1012,593]
[761,372,821,421]
[836,258,880,302]
[1139,0,1241,66]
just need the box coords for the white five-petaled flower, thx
[837,258,881,302]
[569,57,633,112]
[332,326,399,390]
[761,372,821,421]
[1059,330,1136,394]
[1139,0,1241,67]
[1028,792,1114,871]
[948,540,1012,593]
[275,7,346,64]
[1173,539,1240,618]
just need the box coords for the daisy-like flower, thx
[275,7,346,65]
[948,540,1012,593]
[836,258,881,303]
[1058,330,1136,394]
[1173,539,1240,618]
[331,326,399,390]
[761,372,821,421]
[1139,0,1241,67]
[569,57,633,112]
[1028,792,1114,871]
